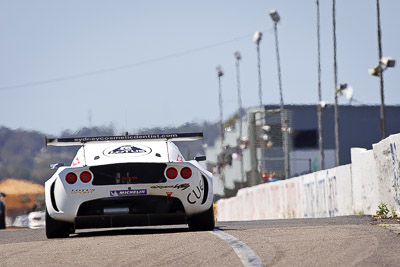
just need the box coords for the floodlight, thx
[368,67,380,76]
[336,84,353,100]
[336,83,348,91]
[216,65,224,77]
[369,57,395,77]
[342,85,353,100]
[253,31,262,44]
[240,136,249,142]
[380,57,396,68]
[269,10,280,23]
[262,125,271,132]
[319,101,331,109]
[234,51,241,60]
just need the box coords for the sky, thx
[0,0,399,136]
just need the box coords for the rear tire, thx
[188,205,215,231]
[45,208,72,238]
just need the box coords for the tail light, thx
[80,171,92,183]
[65,172,77,184]
[181,167,192,179]
[166,167,178,179]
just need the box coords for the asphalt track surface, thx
[1,216,400,266]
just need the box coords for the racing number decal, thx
[187,179,204,204]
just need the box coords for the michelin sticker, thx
[110,189,147,196]
[103,145,152,157]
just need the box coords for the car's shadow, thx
[71,225,194,238]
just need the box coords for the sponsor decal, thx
[103,145,151,157]
[73,134,181,143]
[176,154,183,162]
[71,189,95,194]
[166,192,173,197]
[110,189,147,196]
[72,157,80,167]
[187,179,204,204]
[150,183,190,191]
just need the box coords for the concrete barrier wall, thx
[335,165,353,215]
[373,134,400,212]
[216,133,400,221]
[351,148,379,214]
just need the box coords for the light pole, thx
[253,31,263,112]
[371,0,396,140]
[316,0,325,170]
[253,31,265,175]
[234,51,245,183]
[376,0,385,139]
[270,9,289,179]
[216,65,226,190]
[332,0,340,166]
[216,65,224,144]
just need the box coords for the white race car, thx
[44,133,214,238]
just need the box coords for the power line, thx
[0,32,261,91]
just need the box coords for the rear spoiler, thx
[45,132,203,147]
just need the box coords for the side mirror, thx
[194,156,206,162]
[50,163,65,169]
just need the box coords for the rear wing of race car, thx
[45,132,203,147]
